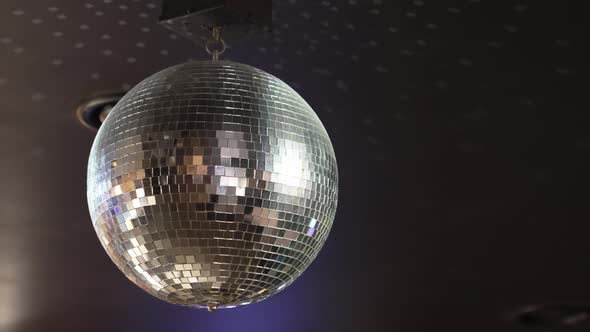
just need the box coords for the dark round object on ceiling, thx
[511,304,590,327]
[76,92,125,130]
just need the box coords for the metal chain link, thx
[205,26,226,61]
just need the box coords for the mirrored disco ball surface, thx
[87,61,338,309]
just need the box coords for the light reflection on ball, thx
[87,61,338,309]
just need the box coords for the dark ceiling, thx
[0,0,588,331]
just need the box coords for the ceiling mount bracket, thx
[159,0,272,49]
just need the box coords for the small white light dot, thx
[48,6,59,12]
[127,57,137,63]
[12,9,25,16]
[401,49,414,56]
[95,11,104,16]
[459,58,473,66]
[555,39,571,47]
[32,18,44,24]
[91,73,101,80]
[513,4,528,12]
[555,67,572,75]
[32,93,46,101]
[52,31,64,37]
[436,81,449,89]
[336,80,348,91]
[504,24,519,32]
[488,41,503,48]
[375,65,388,73]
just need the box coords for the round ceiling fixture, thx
[511,304,590,327]
[76,92,125,130]
[86,60,338,311]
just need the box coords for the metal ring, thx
[205,38,226,57]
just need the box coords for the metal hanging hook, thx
[205,26,226,61]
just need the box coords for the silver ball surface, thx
[87,61,338,309]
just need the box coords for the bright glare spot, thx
[136,188,145,198]
[308,218,317,228]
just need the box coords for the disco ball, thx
[87,61,338,310]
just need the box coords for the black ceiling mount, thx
[159,0,272,48]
